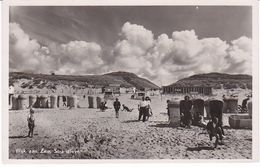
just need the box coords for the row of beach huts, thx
[9,94,106,110]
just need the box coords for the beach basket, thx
[223,98,238,113]
[88,96,95,108]
[17,94,29,110]
[68,95,78,108]
[168,100,181,127]
[39,95,49,108]
[247,100,252,118]
[192,99,204,124]
[29,95,37,108]
[96,96,102,109]
[209,100,223,124]
[11,94,19,110]
[50,95,58,108]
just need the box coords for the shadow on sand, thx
[149,123,172,128]
[9,135,28,139]
[122,120,141,123]
[187,146,214,151]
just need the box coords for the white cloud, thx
[10,22,103,75]
[224,36,252,74]
[9,23,55,73]
[10,22,252,86]
[110,22,252,85]
[121,22,154,50]
[57,41,103,74]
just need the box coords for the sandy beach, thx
[9,94,252,159]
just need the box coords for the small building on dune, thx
[163,84,212,95]
[104,84,121,94]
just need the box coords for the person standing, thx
[27,107,35,138]
[138,96,146,121]
[144,97,152,122]
[113,98,121,118]
[180,96,193,128]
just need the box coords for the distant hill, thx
[9,71,159,90]
[166,72,252,89]
[104,71,159,90]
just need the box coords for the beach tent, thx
[11,94,19,110]
[88,96,97,108]
[168,100,181,127]
[209,100,223,124]
[204,100,211,119]
[192,99,204,125]
[223,98,238,113]
[50,95,58,108]
[29,95,37,108]
[17,94,29,110]
[247,100,252,118]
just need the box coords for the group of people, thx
[113,98,134,118]
[167,95,225,148]
[112,96,151,120]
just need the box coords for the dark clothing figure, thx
[113,99,121,118]
[206,118,224,148]
[180,99,193,128]
[27,108,35,138]
[192,99,205,126]
[142,107,149,122]
[138,107,145,121]
[122,104,133,112]
[138,97,146,121]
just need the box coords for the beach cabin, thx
[131,91,146,100]
[104,89,115,100]
[163,85,212,95]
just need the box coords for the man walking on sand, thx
[113,98,121,118]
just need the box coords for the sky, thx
[9,6,252,86]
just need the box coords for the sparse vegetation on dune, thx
[168,73,252,89]
[9,71,160,90]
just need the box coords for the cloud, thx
[9,23,55,73]
[10,22,103,75]
[10,22,252,86]
[110,22,252,85]
[57,41,103,74]
[224,36,252,74]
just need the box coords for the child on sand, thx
[27,107,35,138]
[206,117,224,148]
